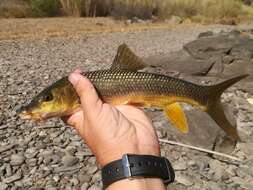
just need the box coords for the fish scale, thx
[86,70,207,105]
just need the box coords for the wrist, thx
[107,178,166,190]
[101,154,175,189]
[97,145,160,167]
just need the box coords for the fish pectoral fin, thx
[110,44,146,71]
[164,103,189,133]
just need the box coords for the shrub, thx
[202,0,243,19]
[111,0,155,19]
[156,0,200,19]
[59,0,82,16]
[27,0,60,17]
[0,0,30,18]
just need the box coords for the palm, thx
[68,104,160,166]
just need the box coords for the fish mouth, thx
[19,111,44,122]
[19,110,66,122]
[18,108,79,122]
[19,111,32,120]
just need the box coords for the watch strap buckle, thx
[162,156,175,184]
[122,154,132,178]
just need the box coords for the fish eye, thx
[43,93,54,102]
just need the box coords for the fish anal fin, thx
[164,103,189,133]
[110,44,146,71]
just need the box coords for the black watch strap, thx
[101,154,175,189]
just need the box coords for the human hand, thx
[64,70,160,167]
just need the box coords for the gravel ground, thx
[0,23,253,190]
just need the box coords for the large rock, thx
[184,31,253,93]
[183,33,236,60]
[143,30,253,95]
[143,50,215,75]
[183,31,251,59]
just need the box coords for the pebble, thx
[207,181,222,190]
[10,154,25,166]
[45,187,57,190]
[3,173,22,184]
[70,177,79,186]
[241,181,253,190]
[76,149,93,157]
[29,166,37,175]
[25,148,38,159]
[26,158,37,167]
[54,165,81,173]
[81,183,89,190]
[237,143,253,156]
[51,155,61,165]
[209,160,224,181]
[247,98,253,105]
[176,173,194,187]
[22,177,33,187]
[86,166,98,175]
[53,175,60,182]
[173,160,187,171]
[5,164,12,177]
[91,171,101,183]
[187,160,197,167]
[62,155,79,167]
[35,142,47,149]
[65,146,77,156]
[39,150,53,157]
[29,188,44,190]
[0,144,16,153]
[88,184,101,190]
[0,182,8,190]
[79,174,92,184]
[68,141,82,147]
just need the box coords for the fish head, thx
[18,77,80,121]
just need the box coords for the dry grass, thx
[1,0,253,20]
[0,17,197,40]
[156,0,253,21]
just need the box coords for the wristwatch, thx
[101,154,175,189]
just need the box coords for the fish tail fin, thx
[206,74,249,140]
[207,101,240,140]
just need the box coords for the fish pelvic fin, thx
[110,44,146,71]
[206,74,249,141]
[164,103,189,133]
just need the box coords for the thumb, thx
[68,72,102,117]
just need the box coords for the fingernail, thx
[73,69,82,74]
[69,73,80,85]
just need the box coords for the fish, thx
[18,44,248,141]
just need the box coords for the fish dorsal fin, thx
[164,103,189,133]
[110,44,146,71]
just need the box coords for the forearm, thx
[107,178,166,190]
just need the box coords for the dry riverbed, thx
[0,19,253,190]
